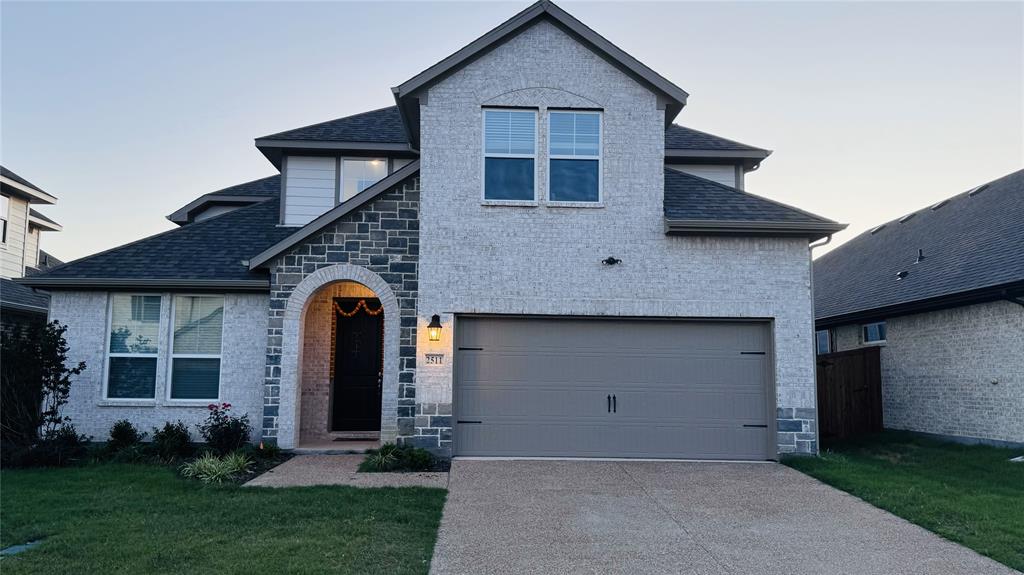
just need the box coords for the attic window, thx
[968,184,989,197]
[930,199,949,210]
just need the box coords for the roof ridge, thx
[259,105,398,141]
[665,168,837,224]
[29,197,278,279]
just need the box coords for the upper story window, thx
[342,159,388,202]
[483,109,536,201]
[548,111,601,203]
[0,195,9,243]
[815,329,833,355]
[862,321,887,344]
[106,294,161,399]
[170,295,225,401]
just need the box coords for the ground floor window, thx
[169,295,224,400]
[106,294,161,399]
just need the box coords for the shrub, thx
[197,403,252,455]
[152,421,193,461]
[180,451,253,484]
[1,321,86,467]
[359,443,439,472]
[108,419,146,451]
[15,424,91,468]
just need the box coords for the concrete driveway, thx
[430,460,1016,575]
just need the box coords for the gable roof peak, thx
[392,0,688,149]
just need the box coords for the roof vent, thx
[915,249,925,264]
[898,213,916,223]
[870,224,886,234]
[897,271,909,281]
[930,199,949,210]
[968,184,989,197]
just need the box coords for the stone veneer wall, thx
[417,20,820,457]
[261,178,421,447]
[51,291,268,441]
[299,281,376,444]
[831,300,1024,444]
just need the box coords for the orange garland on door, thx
[333,299,384,317]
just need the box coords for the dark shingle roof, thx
[259,105,765,153]
[260,106,408,144]
[28,209,60,227]
[664,125,765,152]
[1,278,50,313]
[0,166,45,194]
[208,175,280,197]
[23,198,294,288]
[664,169,837,224]
[814,169,1024,322]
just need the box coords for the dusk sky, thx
[2,1,1021,261]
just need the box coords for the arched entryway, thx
[278,265,400,449]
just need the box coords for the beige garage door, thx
[454,317,774,460]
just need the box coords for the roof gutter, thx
[15,277,270,292]
[665,219,847,241]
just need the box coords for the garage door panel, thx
[454,317,773,460]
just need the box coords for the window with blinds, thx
[483,109,536,201]
[106,294,161,399]
[169,295,225,400]
[548,111,601,202]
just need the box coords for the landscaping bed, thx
[0,463,447,574]
[784,431,1024,571]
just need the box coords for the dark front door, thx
[331,298,384,432]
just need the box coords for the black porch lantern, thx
[427,314,443,341]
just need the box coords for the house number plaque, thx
[425,353,445,366]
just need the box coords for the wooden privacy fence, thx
[816,346,883,441]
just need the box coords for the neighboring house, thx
[814,169,1024,446]
[1,166,62,331]
[22,1,845,459]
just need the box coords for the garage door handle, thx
[607,394,611,413]
[612,394,617,413]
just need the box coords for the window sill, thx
[481,199,539,207]
[98,399,157,407]
[546,201,604,209]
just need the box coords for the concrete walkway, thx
[430,460,1016,575]
[244,455,448,488]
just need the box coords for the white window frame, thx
[339,157,388,204]
[861,321,887,345]
[166,294,225,403]
[481,108,538,205]
[103,293,161,401]
[546,110,603,206]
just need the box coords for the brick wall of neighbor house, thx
[417,20,819,457]
[51,291,267,442]
[261,179,420,446]
[832,300,1024,444]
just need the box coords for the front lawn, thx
[1,463,446,574]
[784,431,1024,571]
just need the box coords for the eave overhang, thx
[167,194,273,225]
[15,276,270,292]
[665,219,847,242]
[815,280,1024,328]
[28,213,62,232]
[392,0,688,149]
[255,139,417,169]
[664,148,772,171]
[1,176,58,204]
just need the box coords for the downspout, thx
[806,234,833,456]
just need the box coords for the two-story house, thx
[1,166,62,331]
[22,1,844,459]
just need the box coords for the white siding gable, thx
[283,156,336,226]
[667,164,737,188]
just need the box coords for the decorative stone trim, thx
[776,407,817,455]
[261,178,420,449]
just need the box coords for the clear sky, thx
[2,1,1021,261]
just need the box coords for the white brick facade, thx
[831,300,1024,444]
[51,291,267,442]
[417,20,819,455]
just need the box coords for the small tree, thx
[1,320,86,446]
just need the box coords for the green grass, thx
[784,431,1024,571]
[0,463,447,574]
